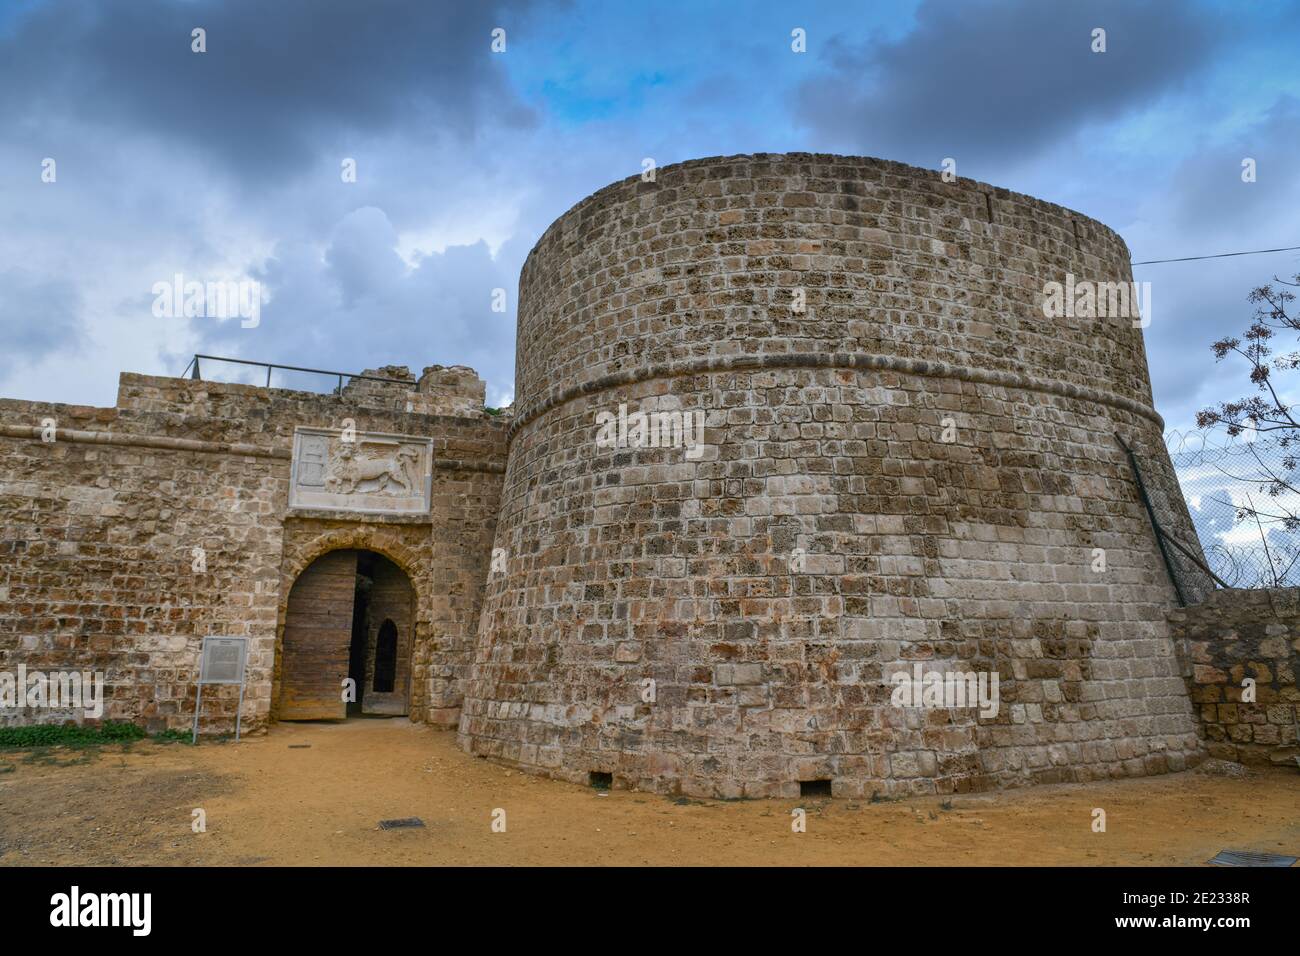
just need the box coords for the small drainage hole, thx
[589,771,613,791]
[800,779,832,798]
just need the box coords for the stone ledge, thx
[0,425,507,474]
[0,423,287,459]
[506,349,1166,443]
[285,508,434,525]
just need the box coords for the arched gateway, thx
[278,549,415,720]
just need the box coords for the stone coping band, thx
[0,423,288,459]
[0,424,505,473]
[507,349,1165,443]
[285,508,435,525]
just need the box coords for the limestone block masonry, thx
[0,151,1218,799]
[0,367,507,734]
[1169,587,1300,767]
[457,152,1206,798]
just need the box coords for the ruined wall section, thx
[1169,587,1300,767]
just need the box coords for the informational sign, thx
[193,636,250,743]
[199,636,248,684]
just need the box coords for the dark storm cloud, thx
[0,0,1289,424]
[190,207,525,401]
[0,0,537,181]
[1129,91,1300,431]
[0,269,84,376]
[1167,95,1300,234]
[793,0,1222,168]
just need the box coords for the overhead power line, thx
[1131,244,1300,266]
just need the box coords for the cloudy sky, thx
[1,0,1297,427]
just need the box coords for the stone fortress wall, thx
[458,153,1208,798]
[1169,587,1299,767]
[0,367,507,733]
[2,151,1275,799]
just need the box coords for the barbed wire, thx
[1161,431,1300,588]
[1162,428,1264,460]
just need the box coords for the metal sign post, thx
[192,636,250,744]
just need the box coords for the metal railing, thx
[180,354,414,393]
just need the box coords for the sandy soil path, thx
[2,719,1295,866]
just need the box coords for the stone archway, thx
[277,548,417,720]
[273,525,433,724]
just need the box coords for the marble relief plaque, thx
[290,427,433,513]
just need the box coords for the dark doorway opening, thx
[279,547,415,722]
[373,619,398,693]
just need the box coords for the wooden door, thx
[279,550,357,720]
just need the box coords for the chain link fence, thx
[1156,431,1300,591]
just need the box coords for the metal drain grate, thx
[378,817,425,830]
[1208,849,1297,867]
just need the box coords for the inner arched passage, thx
[279,549,415,720]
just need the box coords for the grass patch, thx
[150,728,196,745]
[0,721,146,750]
[21,748,97,768]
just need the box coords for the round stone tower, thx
[458,153,1202,798]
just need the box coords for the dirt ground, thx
[1,719,1295,866]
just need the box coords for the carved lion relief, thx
[290,428,432,513]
